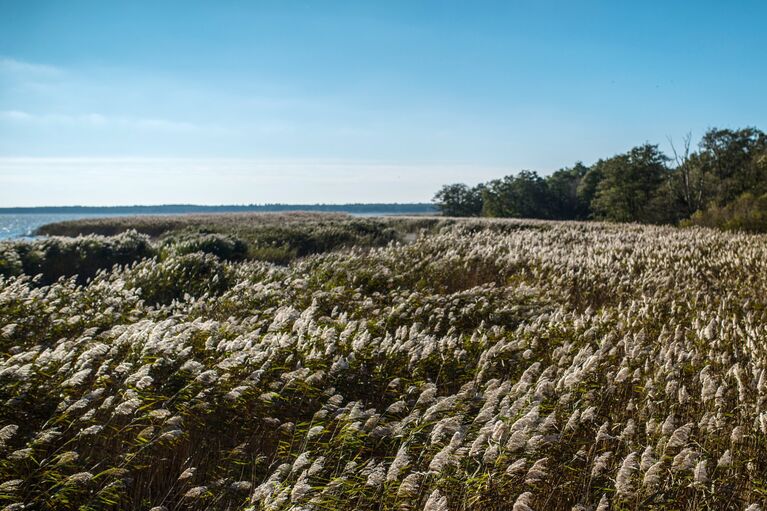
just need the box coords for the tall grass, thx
[1,217,766,510]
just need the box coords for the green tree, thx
[591,144,670,223]
[481,171,550,218]
[666,128,766,218]
[546,162,590,220]
[695,128,767,207]
[433,183,484,216]
[430,125,767,228]
[576,165,604,219]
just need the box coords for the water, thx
[0,213,138,240]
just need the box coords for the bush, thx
[0,230,155,285]
[125,252,233,305]
[162,233,249,261]
[684,192,767,233]
[232,221,401,264]
[247,244,298,265]
[0,245,23,277]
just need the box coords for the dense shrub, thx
[684,192,767,233]
[124,252,234,305]
[0,245,23,277]
[0,230,155,284]
[162,232,249,261]
[247,221,399,261]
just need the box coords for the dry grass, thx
[1,217,766,510]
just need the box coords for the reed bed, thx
[1,217,766,510]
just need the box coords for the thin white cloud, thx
[0,109,221,133]
[0,110,33,121]
[0,57,63,78]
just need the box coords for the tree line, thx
[433,127,767,231]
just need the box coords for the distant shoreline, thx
[0,203,437,215]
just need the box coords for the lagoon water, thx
[0,213,138,240]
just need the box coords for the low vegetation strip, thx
[1,216,766,510]
[34,212,353,237]
[1,214,413,279]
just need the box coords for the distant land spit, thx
[0,203,437,215]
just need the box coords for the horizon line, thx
[0,202,437,210]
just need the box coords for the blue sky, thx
[1,0,765,205]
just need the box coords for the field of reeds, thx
[32,213,423,267]
[2,213,767,510]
